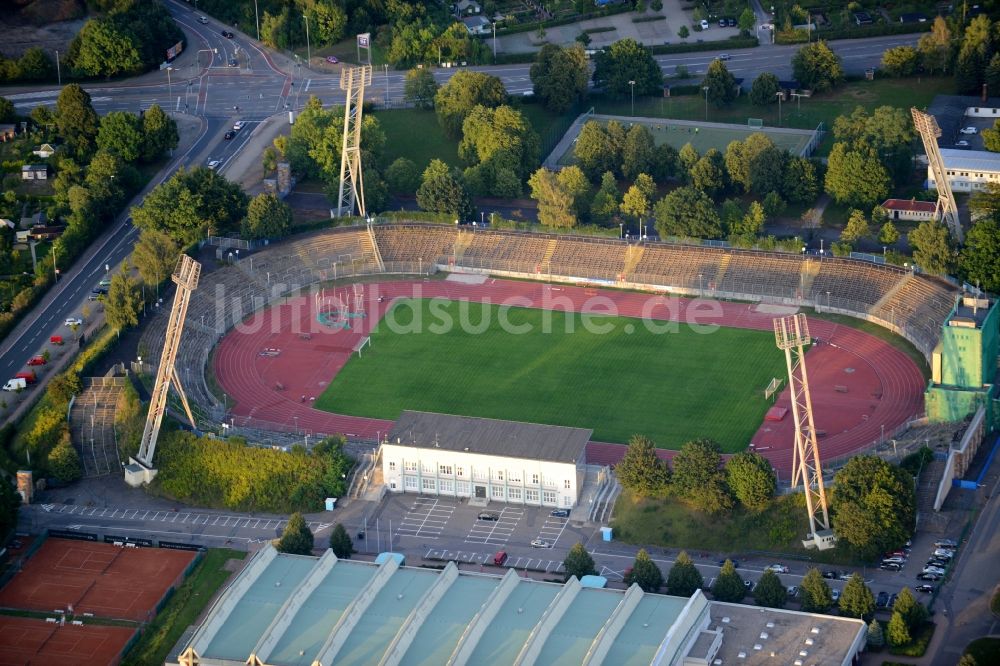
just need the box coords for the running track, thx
[213,278,925,475]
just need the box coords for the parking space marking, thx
[464,506,524,545]
[396,498,455,539]
[37,503,329,532]
[535,517,569,547]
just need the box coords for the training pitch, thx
[556,113,817,167]
[314,299,786,450]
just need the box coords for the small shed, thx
[21,164,48,181]
[33,143,56,158]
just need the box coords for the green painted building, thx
[925,295,1000,424]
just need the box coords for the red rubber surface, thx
[213,279,925,474]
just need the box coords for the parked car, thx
[766,564,789,573]
[718,559,739,568]
[700,19,709,29]
[14,371,36,384]
[787,586,799,598]
[64,317,82,327]
[207,159,221,170]
[888,593,899,608]
[922,566,946,576]
[326,55,339,64]
[50,335,64,345]
[744,579,754,590]
[932,549,955,559]
[880,562,902,571]
[959,126,978,134]
[26,356,46,366]
[91,287,108,295]
[530,539,551,548]
[831,588,841,602]
[956,140,971,147]
[882,556,906,565]
[822,570,838,579]
[876,591,890,608]
[477,512,499,521]
[493,550,508,566]
[917,572,943,581]
[718,18,727,27]
[934,539,958,548]
[727,17,736,26]
[3,378,27,391]
[550,509,570,518]
[915,584,935,594]
[838,572,854,581]
[926,558,949,568]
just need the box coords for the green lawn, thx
[375,109,461,169]
[315,298,786,449]
[121,549,246,666]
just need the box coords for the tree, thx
[276,512,314,554]
[763,192,787,219]
[132,229,178,288]
[840,209,870,244]
[47,372,82,405]
[833,106,915,184]
[616,434,670,497]
[592,38,664,100]
[678,25,689,39]
[839,573,876,619]
[73,19,142,78]
[329,523,355,558]
[590,171,621,224]
[48,436,82,484]
[563,542,598,580]
[753,570,787,608]
[0,477,20,538]
[749,72,780,106]
[881,46,919,77]
[17,47,55,81]
[781,156,818,204]
[673,438,723,495]
[621,182,651,222]
[574,120,626,180]
[665,551,703,596]
[626,549,664,592]
[678,142,700,175]
[0,96,16,123]
[104,269,143,334]
[416,159,474,220]
[434,71,507,138]
[141,104,179,162]
[792,41,844,92]
[866,617,885,648]
[56,84,99,158]
[917,17,952,75]
[799,568,834,613]
[831,455,915,560]
[459,105,539,197]
[404,68,439,109]
[724,451,775,511]
[243,193,292,240]
[97,111,143,163]
[702,59,737,107]
[955,15,993,94]
[724,133,785,195]
[530,44,589,114]
[824,142,890,208]
[887,611,911,647]
[879,221,900,246]
[958,655,979,666]
[909,219,957,276]
[653,187,722,239]
[711,559,745,602]
[893,587,928,630]
[530,168,580,228]
[689,149,726,197]
[386,158,421,194]
[622,124,655,181]
[651,143,679,182]
[983,120,1000,152]
[738,8,755,36]
[960,219,1000,291]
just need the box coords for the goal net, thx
[747,118,764,129]
[764,377,783,401]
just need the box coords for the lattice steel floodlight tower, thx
[335,65,373,218]
[774,313,834,550]
[912,108,963,242]
[125,255,201,487]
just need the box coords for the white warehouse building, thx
[928,148,1000,193]
[382,411,591,509]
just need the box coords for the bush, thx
[652,37,757,55]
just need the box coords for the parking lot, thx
[465,506,523,546]
[394,497,455,540]
[424,548,566,575]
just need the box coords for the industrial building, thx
[927,148,1000,193]
[382,411,591,509]
[172,545,868,666]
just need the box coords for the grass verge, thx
[315,298,785,449]
[120,548,246,666]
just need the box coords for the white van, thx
[700,19,710,30]
[3,378,27,391]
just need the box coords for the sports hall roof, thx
[174,546,866,666]
[388,410,592,464]
[939,148,1000,173]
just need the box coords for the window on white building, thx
[473,468,488,482]
[456,481,471,495]
[542,490,557,505]
[388,461,396,471]
[508,487,522,501]
[495,470,504,481]
[491,485,505,499]
[508,470,521,483]
[404,461,417,473]
[422,477,437,491]
[531,473,539,485]
[421,461,435,474]
[525,489,539,503]
[404,476,418,490]
[439,464,453,476]
[456,466,465,477]
[564,479,571,489]
[439,479,455,494]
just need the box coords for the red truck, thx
[14,371,37,384]
[50,336,64,345]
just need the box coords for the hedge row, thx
[494,4,633,36]
[775,20,931,45]
[493,35,759,65]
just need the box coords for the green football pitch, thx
[315,299,786,451]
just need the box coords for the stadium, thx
[140,222,957,479]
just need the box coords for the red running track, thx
[213,278,925,475]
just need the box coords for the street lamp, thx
[775,91,783,126]
[304,13,311,65]
[492,21,497,61]
[703,86,710,121]
[384,63,390,103]
[166,66,173,108]
[628,80,635,116]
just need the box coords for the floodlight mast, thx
[774,313,830,538]
[911,108,963,242]
[335,65,373,218]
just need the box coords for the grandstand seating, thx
[628,243,729,290]
[808,259,904,311]
[873,275,958,350]
[717,251,806,298]
[373,224,455,269]
[458,230,550,273]
[546,236,627,281]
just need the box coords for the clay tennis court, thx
[213,278,925,475]
[0,615,135,666]
[0,538,195,621]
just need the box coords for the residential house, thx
[881,198,939,222]
[453,0,481,16]
[32,143,56,159]
[461,15,491,35]
[21,164,48,181]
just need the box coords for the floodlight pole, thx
[776,91,783,126]
[629,80,635,116]
[703,86,709,121]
